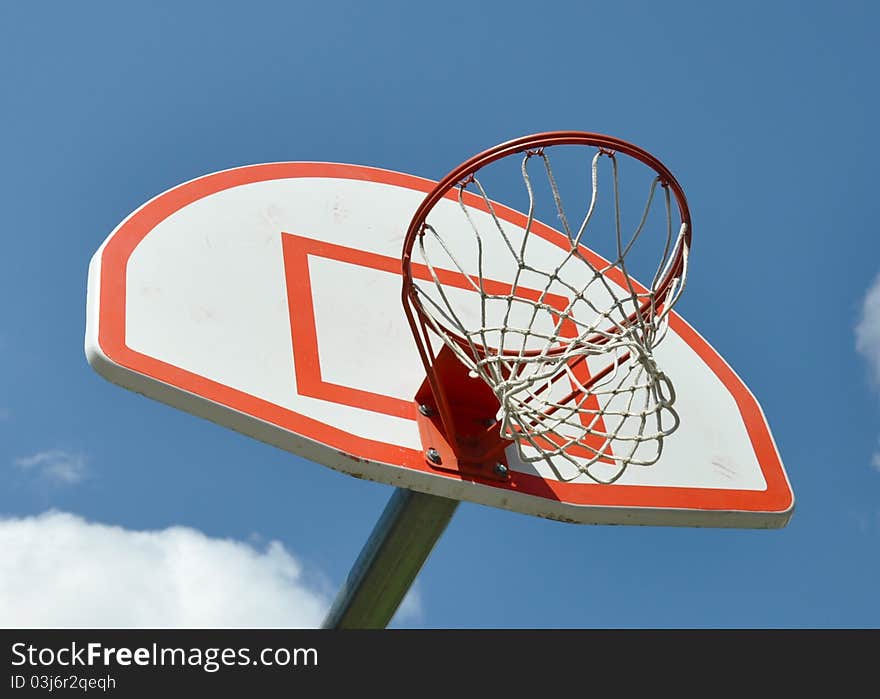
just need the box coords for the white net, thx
[409,147,689,484]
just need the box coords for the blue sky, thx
[2,0,879,628]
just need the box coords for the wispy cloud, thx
[14,450,87,485]
[856,272,880,386]
[856,274,880,470]
[0,511,330,627]
[391,584,424,626]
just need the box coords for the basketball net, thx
[402,133,691,484]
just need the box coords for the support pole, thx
[322,487,459,629]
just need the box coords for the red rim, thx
[401,131,692,355]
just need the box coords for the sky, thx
[1,1,879,628]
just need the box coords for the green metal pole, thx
[322,487,459,629]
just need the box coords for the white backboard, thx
[86,163,794,527]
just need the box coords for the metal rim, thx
[401,130,692,356]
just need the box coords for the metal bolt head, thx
[493,463,509,478]
[426,448,442,465]
[418,404,434,417]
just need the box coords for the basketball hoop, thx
[90,157,791,527]
[401,131,692,484]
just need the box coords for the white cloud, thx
[0,511,330,628]
[392,585,424,626]
[14,450,87,485]
[856,272,880,386]
[857,275,880,471]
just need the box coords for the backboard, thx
[85,161,794,527]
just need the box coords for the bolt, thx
[426,448,442,465]
[418,404,434,417]
[494,463,509,478]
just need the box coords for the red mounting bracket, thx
[413,346,511,483]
